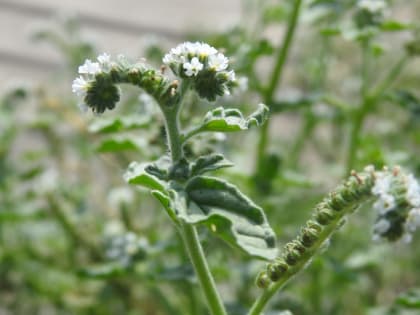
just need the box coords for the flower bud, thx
[256,271,271,289]
[300,227,320,247]
[314,207,336,225]
[267,259,288,282]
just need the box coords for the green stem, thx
[161,103,227,315]
[180,222,227,315]
[255,0,303,176]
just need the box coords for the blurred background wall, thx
[0,0,241,88]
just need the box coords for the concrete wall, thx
[0,0,242,88]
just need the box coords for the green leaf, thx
[395,288,420,308]
[195,103,269,134]
[77,263,128,279]
[124,161,166,192]
[190,153,233,176]
[177,176,277,260]
[96,136,146,152]
[88,116,151,134]
[380,20,413,32]
[151,190,178,223]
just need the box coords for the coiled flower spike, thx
[72,43,239,113]
[257,166,420,289]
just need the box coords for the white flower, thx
[97,53,111,71]
[72,76,89,97]
[406,174,420,207]
[373,193,395,214]
[371,172,392,196]
[358,0,386,13]
[163,53,175,64]
[197,42,217,57]
[183,57,203,76]
[78,59,101,75]
[208,53,229,71]
[97,53,110,65]
[406,208,420,232]
[373,218,390,234]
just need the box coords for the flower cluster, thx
[371,167,420,242]
[72,53,120,113]
[163,42,236,101]
[256,166,420,289]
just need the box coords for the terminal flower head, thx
[162,42,237,101]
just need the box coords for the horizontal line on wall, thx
[0,50,59,70]
[0,0,185,40]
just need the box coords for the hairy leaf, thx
[124,161,166,192]
[190,153,233,176]
[197,103,269,133]
[176,176,277,260]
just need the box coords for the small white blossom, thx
[371,172,392,196]
[373,218,391,234]
[406,208,420,232]
[208,53,229,71]
[97,53,110,65]
[406,174,420,207]
[78,59,101,75]
[197,43,218,57]
[401,233,413,244]
[373,193,395,214]
[183,57,203,76]
[97,53,111,71]
[72,76,89,97]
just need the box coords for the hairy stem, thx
[255,0,303,179]
[162,104,227,315]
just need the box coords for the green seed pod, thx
[256,271,271,289]
[341,182,362,202]
[285,249,300,266]
[284,243,301,266]
[306,220,322,232]
[290,240,306,255]
[300,227,319,247]
[127,68,141,85]
[267,260,288,282]
[328,192,348,211]
[314,207,336,225]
